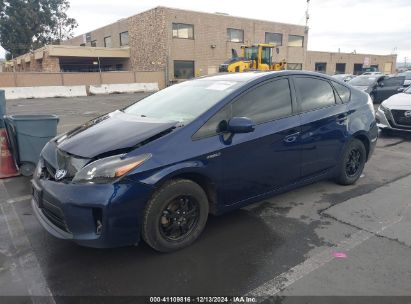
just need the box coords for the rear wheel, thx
[142,179,209,252]
[335,139,366,185]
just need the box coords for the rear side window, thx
[332,81,351,103]
[295,77,336,112]
[232,78,292,124]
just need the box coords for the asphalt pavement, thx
[1,94,411,303]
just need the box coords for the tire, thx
[142,179,209,252]
[335,139,367,186]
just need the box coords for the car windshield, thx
[398,72,411,80]
[124,79,243,123]
[349,76,376,86]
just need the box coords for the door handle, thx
[284,132,300,143]
[336,113,348,124]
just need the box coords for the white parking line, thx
[245,230,372,296]
[7,195,32,204]
[246,186,408,298]
[0,181,55,303]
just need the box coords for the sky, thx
[1,0,411,65]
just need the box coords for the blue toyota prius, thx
[32,71,378,252]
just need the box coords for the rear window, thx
[332,81,351,103]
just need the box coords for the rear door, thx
[293,76,349,179]
[374,76,406,102]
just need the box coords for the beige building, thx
[306,51,396,75]
[3,6,397,82]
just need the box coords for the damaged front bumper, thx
[31,169,155,248]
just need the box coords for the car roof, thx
[197,70,337,83]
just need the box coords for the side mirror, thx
[227,117,255,134]
[379,82,384,87]
[397,87,405,92]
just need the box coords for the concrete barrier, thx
[89,83,159,95]
[0,82,159,100]
[0,86,87,100]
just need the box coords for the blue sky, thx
[1,0,410,64]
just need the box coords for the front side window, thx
[227,28,244,43]
[104,36,112,48]
[124,79,243,124]
[288,35,304,47]
[232,79,292,124]
[193,79,292,139]
[265,32,283,46]
[382,76,405,87]
[172,23,194,39]
[120,31,129,46]
[295,77,336,112]
[174,60,195,79]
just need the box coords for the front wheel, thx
[142,179,209,252]
[335,139,366,185]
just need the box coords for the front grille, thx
[41,200,70,232]
[391,110,411,127]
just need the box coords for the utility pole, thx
[305,0,310,27]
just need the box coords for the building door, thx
[335,63,346,74]
[384,63,393,74]
[353,64,363,75]
[315,62,327,74]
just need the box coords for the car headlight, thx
[379,104,388,113]
[72,153,151,184]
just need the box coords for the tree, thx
[0,0,78,59]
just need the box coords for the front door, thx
[374,76,406,103]
[219,78,301,205]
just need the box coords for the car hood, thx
[382,93,411,109]
[56,110,178,158]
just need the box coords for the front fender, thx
[136,160,208,186]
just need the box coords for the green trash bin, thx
[4,115,59,176]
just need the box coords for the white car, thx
[398,71,411,87]
[376,85,411,132]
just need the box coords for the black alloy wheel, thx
[159,196,200,241]
[335,139,366,185]
[345,148,362,177]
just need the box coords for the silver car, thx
[376,85,411,132]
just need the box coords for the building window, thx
[265,32,283,46]
[288,63,303,70]
[120,31,129,46]
[91,40,97,47]
[336,63,346,74]
[315,62,327,74]
[288,35,304,47]
[227,28,244,43]
[104,36,112,48]
[174,60,195,79]
[172,23,194,39]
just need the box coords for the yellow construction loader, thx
[219,44,286,73]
